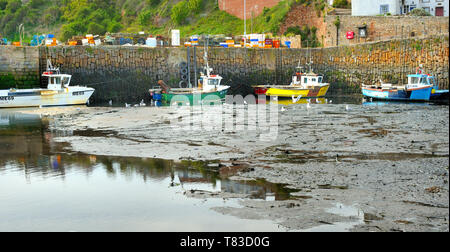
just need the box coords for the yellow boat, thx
[253,66,330,99]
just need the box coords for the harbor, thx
[0,0,449,234]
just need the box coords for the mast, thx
[203,35,211,77]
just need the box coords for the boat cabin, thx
[406,74,434,89]
[198,73,223,92]
[291,71,324,87]
[42,71,72,90]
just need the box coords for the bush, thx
[138,9,153,25]
[147,0,160,6]
[88,22,106,35]
[107,21,123,33]
[408,8,432,16]
[284,26,301,36]
[187,0,203,14]
[332,0,350,9]
[171,1,189,25]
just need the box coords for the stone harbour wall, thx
[0,35,448,103]
[0,46,40,89]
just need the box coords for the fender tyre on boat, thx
[179,81,188,88]
[179,62,187,68]
[180,68,188,75]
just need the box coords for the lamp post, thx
[244,0,246,46]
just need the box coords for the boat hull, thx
[255,84,329,98]
[0,87,95,108]
[362,85,432,101]
[161,88,229,105]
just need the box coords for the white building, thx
[352,0,449,16]
[352,0,402,15]
[401,0,448,16]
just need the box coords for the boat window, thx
[55,77,61,85]
[311,78,316,82]
[318,76,323,83]
[303,78,307,84]
[410,77,420,84]
[420,78,427,84]
[62,77,70,86]
[428,77,435,85]
[208,79,220,86]
[50,77,55,84]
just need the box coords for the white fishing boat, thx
[0,60,95,108]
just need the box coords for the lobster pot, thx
[171,30,180,46]
[146,37,157,47]
[190,36,199,46]
[249,34,265,48]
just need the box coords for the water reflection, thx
[0,110,296,200]
[0,109,299,231]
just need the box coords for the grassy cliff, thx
[0,0,298,42]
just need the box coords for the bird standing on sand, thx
[306,100,311,110]
[280,106,287,112]
[109,100,113,106]
[139,99,146,107]
[345,105,350,111]
[125,103,131,108]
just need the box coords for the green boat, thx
[149,43,230,106]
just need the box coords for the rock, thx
[425,186,441,193]
[364,212,384,222]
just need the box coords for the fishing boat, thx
[0,60,95,108]
[149,39,230,106]
[361,67,448,101]
[253,63,330,99]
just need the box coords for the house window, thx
[421,0,430,3]
[380,4,389,15]
[404,5,409,14]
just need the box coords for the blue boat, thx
[362,70,448,102]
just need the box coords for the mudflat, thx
[22,102,449,232]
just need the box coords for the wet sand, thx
[21,102,449,232]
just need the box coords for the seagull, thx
[244,100,248,105]
[329,99,333,104]
[345,105,350,111]
[139,99,146,107]
[336,154,341,164]
[281,106,287,112]
[109,100,113,106]
[306,103,311,110]
[292,95,302,103]
[125,103,131,108]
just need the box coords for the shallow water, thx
[0,110,297,231]
[0,96,448,232]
